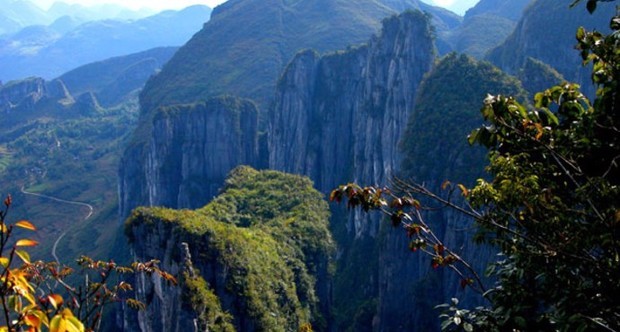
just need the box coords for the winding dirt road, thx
[20,186,94,264]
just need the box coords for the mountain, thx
[120,7,435,329]
[0,0,49,29]
[486,0,612,96]
[443,0,532,58]
[464,0,532,21]
[119,0,459,220]
[0,0,156,36]
[268,11,436,329]
[46,2,155,22]
[125,166,334,331]
[137,0,458,112]
[0,5,211,81]
[393,54,526,329]
[58,47,177,107]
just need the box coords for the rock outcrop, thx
[118,97,262,219]
[0,77,74,130]
[270,10,435,204]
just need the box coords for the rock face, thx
[118,97,262,219]
[269,10,436,329]
[442,0,531,59]
[270,10,434,201]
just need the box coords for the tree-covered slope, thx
[125,166,335,331]
[402,53,527,183]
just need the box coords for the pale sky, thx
[31,0,228,11]
[30,0,475,15]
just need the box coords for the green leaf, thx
[541,108,559,126]
[15,250,30,264]
[576,26,585,40]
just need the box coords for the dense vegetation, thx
[126,166,335,331]
[333,2,620,331]
[402,53,527,185]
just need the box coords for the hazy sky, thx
[31,0,228,11]
[31,0,478,14]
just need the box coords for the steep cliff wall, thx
[125,167,334,331]
[270,9,435,206]
[119,97,262,219]
[269,10,436,329]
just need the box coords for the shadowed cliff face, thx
[269,10,436,329]
[118,97,261,220]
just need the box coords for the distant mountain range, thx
[0,0,157,36]
[0,5,211,82]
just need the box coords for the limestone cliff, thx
[270,10,435,205]
[118,97,262,219]
[269,10,436,329]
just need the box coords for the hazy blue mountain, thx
[443,0,532,58]
[486,0,611,96]
[0,0,157,35]
[1,0,49,25]
[47,2,156,22]
[464,0,532,21]
[58,46,178,107]
[0,5,211,81]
